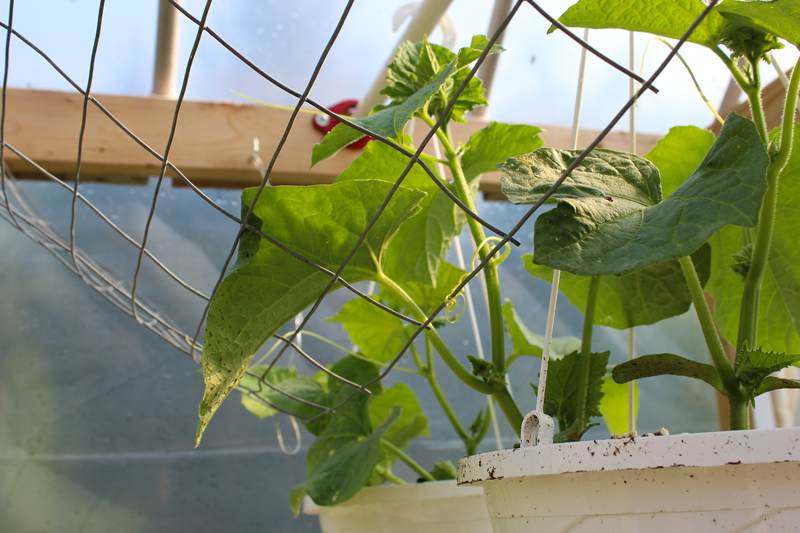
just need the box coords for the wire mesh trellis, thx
[0,0,719,429]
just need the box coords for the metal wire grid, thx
[0,0,719,423]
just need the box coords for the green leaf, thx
[381,261,467,317]
[502,113,769,276]
[329,297,412,364]
[612,353,725,394]
[336,141,464,286]
[534,350,609,433]
[197,181,424,446]
[238,366,326,420]
[368,382,430,448]
[311,36,502,166]
[552,0,733,49]
[599,376,639,436]
[290,403,401,516]
[502,299,581,362]
[755,376,800,395]
[644,125,717,197]
[522,244,711,329]
[735,347,800,392]
[460,122,544,181]
[429,458,458,481]
[706,124,800,355]
[716,0,800,48]
[467,355,496,381]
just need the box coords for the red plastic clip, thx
[312,99,372,149]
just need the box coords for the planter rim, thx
[303,479,484,515]
[458,427,800,485]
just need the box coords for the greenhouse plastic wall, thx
[4,0,794,531]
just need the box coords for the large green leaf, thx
[197,181,425,445]
[502,300,581,364]
[522,244,711,329]
[501,113,769,276]
[612,352,725,393]
[336,141,463,286]
[238,366,326,420]
[716,0,800,48]
[289,402,401,515]
[599,376,639,436]
[644,125,717,197]
[533,350,609,434]
[328,296,412,364]
[460,122,544,181]
[553,0,733,49]
[706,125,800,354]
[311,36,502,166]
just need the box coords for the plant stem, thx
[745,56,769,144]
[419,111,507,375]
[737,57,800,354]
[414,342,474,452]
[377,272,494,394]
[382,470,406,485]
[575,276,600,432]
[381,439,435,482]
[729,396,751,431]
[678,256,739,394]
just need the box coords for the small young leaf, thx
[502,299,581,362]
[735,347,800,392]
[599,376,638,436]
[502,113,768,276]
[468,409,485,439]
[612,353,724,394]
[522,244,711,329]
[534,350,609,434]
[429,458,458,481]
[311,36,502,166]
[467,355,496,381]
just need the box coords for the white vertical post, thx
[152,0,182,98]
[628,31,637,433]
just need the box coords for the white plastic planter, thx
[303,479,493,533]
[458,427,800,532]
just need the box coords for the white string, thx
[537,28,591,417]
[275,414,302,456]
[628,31,637,434]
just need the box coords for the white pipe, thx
[152,0,182,98]
[354,0,455,117]
[470,0,514,120]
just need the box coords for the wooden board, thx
[4,88,661,199]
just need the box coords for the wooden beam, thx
[4,88,661,199]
